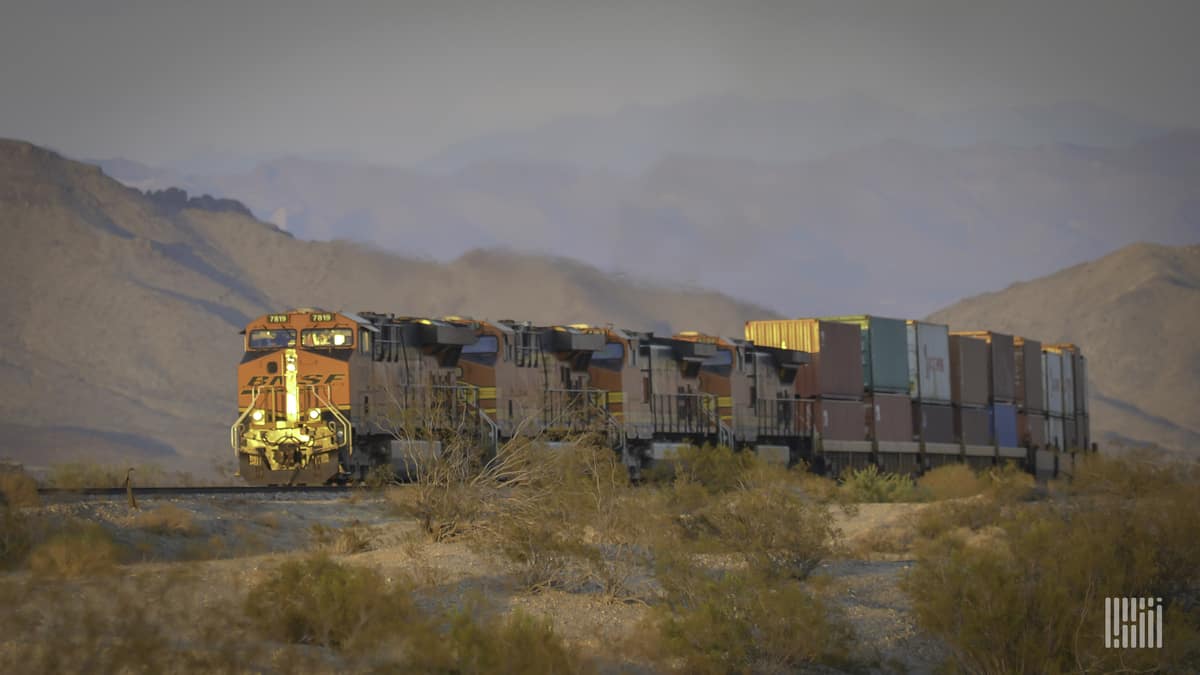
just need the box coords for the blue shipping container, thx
[990,403,1019,448]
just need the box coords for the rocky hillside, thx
[0,139,773,475]
[929,242,1200,454]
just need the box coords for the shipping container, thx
[953,331,1016,403]
[1063,412,1079,451]
[990,403,1019,448]
[1042,350,1064,415]
[1076,413,1091,450]
[906,321,952,403]
[745,320,863,399]
[1014,337,1044,412]
[867,393,913,442]
[1045,415,1065,449]
[812,398,868,442]
[912,401,956,444]
[1018,410,1046,449]
[949,335,990,407]
[955,405,991,446]
[1060,351,1076,414]
[820,315,910,394]
[1074,353,1088,415]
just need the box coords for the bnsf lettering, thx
[243,373,345,387]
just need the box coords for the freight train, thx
[232,309,1091,486]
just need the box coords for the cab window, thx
[248,329,295,350]
[701,348,733,376]
[302,328,354,348]
[592,341,624,372]
[462,335,499,365]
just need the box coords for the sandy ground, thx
[18,491,948,673]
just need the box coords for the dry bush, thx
[639,562,854,674]
[28,522,121,578]
[841,464,919,503]
[648,444,756,494]
[253,511,281,529]
[918,463,986,501]
[983,461,1036,502]
[309,522,373,554]
[244,555,418,651]
[131,503,198,536]
[677,480,839,581]
[0,464,39,507]
[0,508,34,569]
[905,455,1200,673]
[408,603,595,674]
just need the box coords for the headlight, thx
[308,408,321,420]
[251,409,264,422]
[285,353,296,372]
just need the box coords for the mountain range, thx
[94,106,1199,319]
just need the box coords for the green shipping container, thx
[819,315,910,394]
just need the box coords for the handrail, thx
[231,388,265,454]
[306,384,353,454]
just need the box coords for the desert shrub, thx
[642,563,854,674]
[245,555,417,650]
[841,464,919,503]
[405,605,593,674]
[28,522,121,578]
[678,481,838,580]
[0,464,39,507]
[912,496,1005,540]
[983,461,1036,502]
[648,444,756,494]
[918,463,986,501]
[309,522,373,554]
[905,463,1200,673]
[0,508,34,569]
[131,503,198,536]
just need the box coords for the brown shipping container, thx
[746,320,863,399]
[1014,337,1044,412]
[949,335,990,407]
[912,402,955,444]
[868,393,913,442]
[1018,410,1046,449]
[812,398,869,442]
[955,406,991,445]
[953,331,1016,402]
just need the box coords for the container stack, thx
[820,315,917,474]
[744,319,868,476]
[949,334,993,470]
[906,321,956,470]
[1041,347,1066,451]
[1046,344,1090,453]
[953,331,1022,467]
[1013,336,1052,479]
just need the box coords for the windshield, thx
[461,335,498,365]
[592,341,624,371]
[302,328,354,348]
[248,329,296,350]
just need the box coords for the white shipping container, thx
[906,321,951,403]
[1045,415,1066,450]
[1043,351,1064,415]
[1061,352,1075,415]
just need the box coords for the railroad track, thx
[37,484,356,497]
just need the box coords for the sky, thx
[2,0,1198,167]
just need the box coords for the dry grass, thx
[905,453,1200,673]
[131,503,198,536]
[309,522,373,555]
[0,464,39,507]
[28,522,121,578]
[918,463,986,500]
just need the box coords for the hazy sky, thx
[2,0,1198,166]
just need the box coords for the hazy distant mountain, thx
[1,139,772,475]
[928,242,1200,455]
[420,95,1167,174]
[96,130,1200,318]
